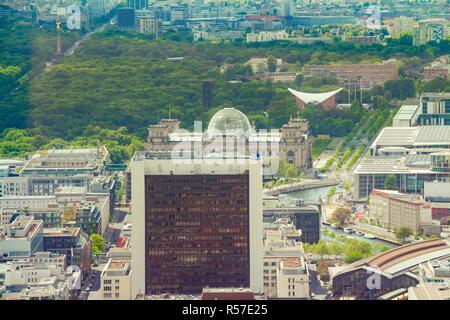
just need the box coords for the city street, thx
[104,206,130,246]
[308,264,330,300]
[86,264,106,300]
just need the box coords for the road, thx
[308,264,330,300]
[104,206,129,245]
[85,263,106,300]
[64,22,110,57]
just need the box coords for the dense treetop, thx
[0,24,449,162]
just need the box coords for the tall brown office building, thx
[131,154,263,297]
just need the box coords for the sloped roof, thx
[288,87,343,104]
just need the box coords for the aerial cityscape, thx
[0,0,449,307]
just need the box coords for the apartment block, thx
[140,18,162,37]
[393,16,414,38]
[423,55,449,81]
[0,216,44,258]
[413,19,448,46]
[276,257,309,299]
[417,92,450,126]
[369,189,432,233]
[263,217,307,299]
[42,227,92,274]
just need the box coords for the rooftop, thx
[393,100,419,121]
[0,217,42,241]
[335,240,450,280]
[102,258,131,277]
[354,156,434,175]
[409,282,450,300]
[42,227,79,237]
[372,126,450,151]
[366,239,450,275]
[372,127,419,147]
[108,260,129,270]
[22,147,108,174]
[280,257,304,268]
[201,287,255,300]
[415,126,450,145]
[420,92,450,99]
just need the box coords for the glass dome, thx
[207,108,252,137]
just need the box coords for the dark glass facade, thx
[43,230,92,274]
[117,8,135,28]
[144,174,250,295]
[357,172,448,198]
[289,212,321,244]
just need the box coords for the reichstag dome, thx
[144,107,313,172]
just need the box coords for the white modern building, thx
[246,31,289,43]
[0,216,44,258]
[392,98,420,127]
[417,92,450,126]
[0,196,56,210]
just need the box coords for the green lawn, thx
[312,139,332,159]
[327,138,342,150]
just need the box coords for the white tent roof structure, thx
[288,88,343,104]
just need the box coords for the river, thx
[285,185,398,248]
[288,185,342,202]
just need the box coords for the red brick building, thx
[302,59,398,90]
[423,56,449,81]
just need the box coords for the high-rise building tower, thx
[117,8,135,30]
[88,0,105,19]
[393,16,414,38]
[140,18,162,38]
[280,0,293,17]
[131,153,263,297]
